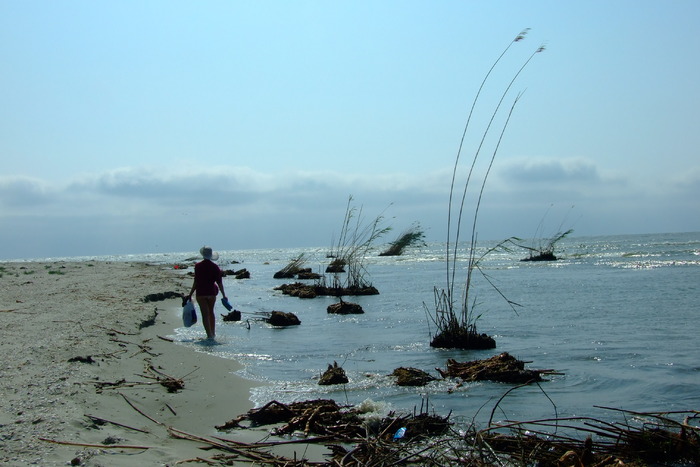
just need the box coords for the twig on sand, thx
[168,427,325,465]
[120,392,164,426]
[84,414,150,433]
[94,324,139,336]
[108,337,160,357]
[39,438,152,450]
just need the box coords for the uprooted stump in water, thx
[327,300,364,314]
[521,251,558,261]
[221,310,242,322]
[265,311,301,326]
[224,268,250,279]
[319,361,348,385]
[437,352,560,384]
[391,367,436,386]
[297,269,322,280]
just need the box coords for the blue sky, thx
[1,1,699,259]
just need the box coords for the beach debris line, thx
[210,402,700,466]
[216,397,451,441]
[436,352,561,384]
[476,408,700,466]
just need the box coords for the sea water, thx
[166,232,700,427]
[29,232,700,427]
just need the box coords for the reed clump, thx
[326,195,391,290]
[379,222,426,256]
[428,30,541,350]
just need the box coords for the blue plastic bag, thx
[182,299,197,327]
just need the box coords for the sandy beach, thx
[0,261,327,466]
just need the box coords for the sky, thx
[1,1,699,260]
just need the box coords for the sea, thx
[27,232,700,429]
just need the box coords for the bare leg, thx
[196,295,217,339]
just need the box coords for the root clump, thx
[318,361,348,385]
[391,367,436,386]
[275,282,379,298]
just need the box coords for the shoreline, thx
[0,260,327,466]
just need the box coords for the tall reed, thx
[429,31,544,349]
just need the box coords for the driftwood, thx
[93,363,186,393]
[113,376,700,467]
[39,438,153,450]
[476,408,700,466]
[437,352,561,384]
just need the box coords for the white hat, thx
[199,246,219,261]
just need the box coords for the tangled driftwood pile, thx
[216,398,451,443]
[474,408,700,466]
[206,401,700,465]
[437,352,561,384]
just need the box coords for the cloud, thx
[0,176,55,209]
[497,157,602,185]
[1,162,699,259]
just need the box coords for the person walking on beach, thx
[187,246,227,339]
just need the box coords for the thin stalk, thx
[455,47,543,327]
[446,29,530,306]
